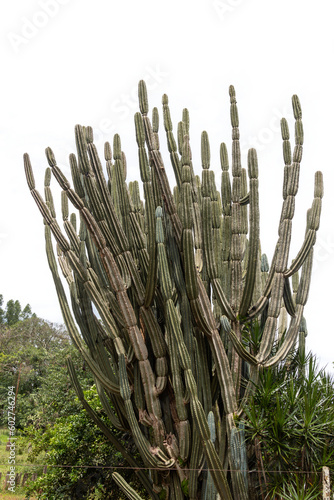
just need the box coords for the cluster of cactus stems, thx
[24,80,323,500]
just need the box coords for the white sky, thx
[1,0,333,373]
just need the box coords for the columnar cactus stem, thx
[239,149,260,318]
[24,81,322,499]
[112,472,146,500]
[229,85,244,314]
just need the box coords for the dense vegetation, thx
[0,310,88,429]
[243,350,334,498]
[2,305,327,495]
[24,386,148,500]
[0,294,35,327]
[0,299,333,498]
[0,297,143,499]
[24,349,334,500]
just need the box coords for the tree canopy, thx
[0,294,35,326]
[0,313,80,428]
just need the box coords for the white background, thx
[1,0,333,372]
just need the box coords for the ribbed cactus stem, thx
[229,85,243,313]
[162,93,182,189]
[112,473,145,500]
[202,411,219,500]
[134,111,157,307]
[228,418,248,500]
[239,149,260,318]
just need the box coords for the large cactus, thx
[24,81,323,499]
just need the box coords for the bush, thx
[243,350,334,499]
[24,386,148,499]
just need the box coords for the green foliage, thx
[22,346,94,429]
[0,426,42,499]
[243,350,334,498]
[180,479,189,497]
[0,316,92,428]
[279,475,322,500]
[5,299,23,325]
[0,294,4,323]
[24,386,148,500]
[1,313,142,498]
[0,294,35,326]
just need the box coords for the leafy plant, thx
[244,350,334,499]
[24,386,148,500]
[279,475,321,500]
[0,294,34,326]
[0,316,92,428]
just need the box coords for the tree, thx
[21,303,33,321]
[23,345,94,429]
[24,80,323,498]
[5,299,22,325]
[0,294,5,323]
[0,316,84,428]
[0,294,35,326]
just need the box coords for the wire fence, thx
[0,462,333,474]
[1,464,333,491]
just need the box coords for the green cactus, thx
[202,411,219,500]
[24,81,323,499]
[112,472,146,500]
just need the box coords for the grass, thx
[0,427,39,499]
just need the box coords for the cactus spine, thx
[24,81,323,499]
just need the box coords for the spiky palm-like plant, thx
[244,349,334,499]
[24,81,323,499]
